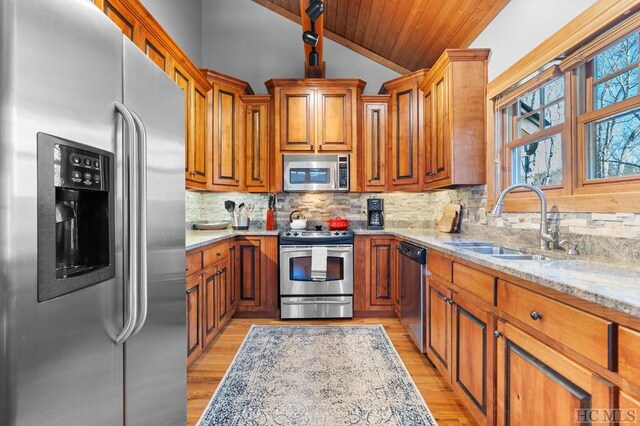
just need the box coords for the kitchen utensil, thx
[436,204,461,233]
[328,217,349,230]
[224,200,235,214]
[238,202,245,212]
[193,222,230,230]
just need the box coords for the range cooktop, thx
[279,229,354,245]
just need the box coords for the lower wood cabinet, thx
[186,273,203,367]
[353,235,399,316]
[203,259,231,348]
[496,320,614,426]
[426,277,452,379]
[234,236,278,316]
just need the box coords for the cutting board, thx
[436,204,461,233]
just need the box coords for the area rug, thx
[197,325,438,425]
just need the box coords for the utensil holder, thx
[231,213,250,230]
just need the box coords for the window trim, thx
[488,5,640,213]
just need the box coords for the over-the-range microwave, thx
[283,154,349,192]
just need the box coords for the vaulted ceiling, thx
[252,0,509,74]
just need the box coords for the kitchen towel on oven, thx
[310,246,328,281]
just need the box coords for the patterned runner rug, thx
[197,325,438,425]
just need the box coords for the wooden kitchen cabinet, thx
[361,95,389,191]
[369,238,397,308]
[241,95,271,192]
[202,266,220,347]
[204,70,253,191]
[451,292,495,426]
[419,49,489,189]
[316,88,353,151]
[426,277,453,380]
[186,273,203,367]
[92,0,213,190]
[380,70,427,191]
[496,321,615,426]
[234,237,278,316]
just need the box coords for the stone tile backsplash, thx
[187,185,640,260]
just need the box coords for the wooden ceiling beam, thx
[300,0,325,77]
[251,0,410,74]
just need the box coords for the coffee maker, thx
[367,198,384,230]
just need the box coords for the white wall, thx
[140,0,203,65]
[201,0,400,94]
[470,0,597,82]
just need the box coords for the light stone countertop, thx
[186,227,640,318]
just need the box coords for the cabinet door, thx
[369,239,396,307]
[172,62,191,181]
[216,264,229,328]
[227,244,237,317]
[426,278,452,380]
[363,101,388,190]
[452,293,495,426]
[202,267,218,347]
[236,239,262,308]
[316,89,352,151]
[390,86,420,188]
[426,71,449,183]
[139,27,171,75]
[186,274,202,367]
[212,85,243,188]
[245,101,269,191]
[191,81,209,184]
[280,88,315,151]
[496,321,615,426]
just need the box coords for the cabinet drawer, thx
[619,326,640,386]
[497,280,612,368]
[429,253,452,282]
[452,263,494,304]
[203,243,229,268]
[186,251,202,276]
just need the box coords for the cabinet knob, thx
[216,252,221,257]
[185,266,188,271]
[530,311,543,321]
[309,145,314,151]
[448,298,455,306]
[493,330,503,338]
[186,289,191,294]
[428,172,436,177]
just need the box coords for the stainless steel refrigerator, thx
[0,0,187,425]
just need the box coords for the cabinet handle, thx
[530,311,543,321]
[428,172,436,177]
[186,289,191,294]
[493,330,503,338]
[448,298,455,306]
[185,266,188,271]
[443,296,450,303]
[309,145,314,151]
[216,252,221,257]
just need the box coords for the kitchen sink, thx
[444,240,550,261]
[466,246,522,255]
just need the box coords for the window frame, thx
[489,9,640,213]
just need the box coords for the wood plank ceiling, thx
[252,0,509,74]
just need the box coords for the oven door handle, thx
[282,300,351,305]
[280,246,353,253]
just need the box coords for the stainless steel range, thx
[279,230,354,319]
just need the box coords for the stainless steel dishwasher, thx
[398,241,428,352]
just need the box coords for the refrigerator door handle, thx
[129,109,148,339]
[114,101,139,345]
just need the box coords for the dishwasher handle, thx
[398,241,427,264]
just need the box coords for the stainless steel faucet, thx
[490,183,557,250]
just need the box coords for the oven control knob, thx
[334,232,339,235]
[285,232,291,236]
[293,232,299,236]
[341,231,347,235]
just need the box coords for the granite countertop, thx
[186,227,640,318]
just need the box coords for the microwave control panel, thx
[338,155,349,189]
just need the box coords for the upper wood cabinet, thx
[419,49,489,189]
[380,70,427,191]
[204,70,253,191]
[361,95,389,192]
[92,0,214,190]
[267,79,364,153]
[241,95,271,193]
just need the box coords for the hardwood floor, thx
[187,317,476,426]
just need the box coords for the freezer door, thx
[122,40,187,426]
[1,0,125,425]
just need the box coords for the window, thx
[491,13,640,211]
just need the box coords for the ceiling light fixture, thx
[308,49,319,67]
[305,0,324,23]
[302,30,319,47]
